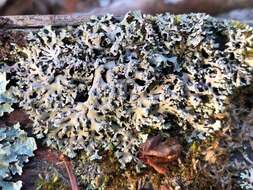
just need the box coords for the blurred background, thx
[0,0,253,21]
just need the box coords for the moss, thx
[99,150,127,189]
[174,133,231,190]
[36,174,69,190]
[230,20,248,30]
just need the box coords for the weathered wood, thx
[0,14,92,28]
[1,0,253,17]
[1,14,253,30]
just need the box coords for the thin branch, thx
[60,154,79,190]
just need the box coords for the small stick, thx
[60,154,79,190]
[146,158,168,175]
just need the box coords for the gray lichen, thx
[7,12,253,169]
[73,155,102,188]
[0,67,36,190]
[0,123,37,190]
[0,72,15,116]
[239,168,253,190]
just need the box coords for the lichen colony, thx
[1,12,253,189]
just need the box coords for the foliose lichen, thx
[6,12,253,169]
[0,65,36,190]
[0,72,15,116]
[239,168,253,190]
[73,155,102,188]
[0,123,37,190]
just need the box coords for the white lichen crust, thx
[8,12,253,167]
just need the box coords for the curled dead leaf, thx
[139,135,182,174]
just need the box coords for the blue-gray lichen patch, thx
[0,123,37,190]
[239,168,253,190]
[7,12,253,168]
[0,55,36,190]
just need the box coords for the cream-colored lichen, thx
[5,12,253,169]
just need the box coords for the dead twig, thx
[60,154,79,190]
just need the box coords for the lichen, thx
[73,153,102,188]
[0,123,37,190]
[239,168,253,190]
[0,72,15,116]
[6,12,253,172]
[0,69,36,190]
